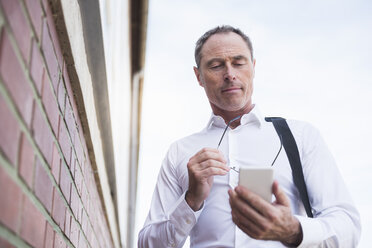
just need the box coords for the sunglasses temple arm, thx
[271,134,283,166]
[217,115,241,149]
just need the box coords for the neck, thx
[211,103,254,129]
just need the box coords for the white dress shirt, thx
[138,106,361,248]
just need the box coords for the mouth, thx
[221,87,242,93]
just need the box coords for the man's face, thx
[194,32,256,113]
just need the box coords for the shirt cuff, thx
[295,215,324,248]
[168,192,204,238]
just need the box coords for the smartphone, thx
[238,167,273,202]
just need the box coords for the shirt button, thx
[186,219,191,224]
[169,241,176,247]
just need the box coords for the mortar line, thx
[0,151,75,248]
[0,81,92,248]
[0,3,105,245]
[0,21,100,248]
[0,224,33,248]
[18,0,41,44]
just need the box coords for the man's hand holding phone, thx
[228,170,303,246]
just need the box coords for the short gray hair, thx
[194,25,254,68]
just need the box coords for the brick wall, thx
[0,0,114,247]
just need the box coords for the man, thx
[138,26,360,247]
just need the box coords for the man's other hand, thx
[228,181,303,246]
[186,148,229,211]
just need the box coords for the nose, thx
[223,66,236,82]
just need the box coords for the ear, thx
[252,58,256,78]
[193,66,204,87]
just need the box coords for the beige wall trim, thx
[50,0,120,247]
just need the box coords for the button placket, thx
[228,130,239,188]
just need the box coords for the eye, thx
[233,61,246,67]
[210,64,223,69]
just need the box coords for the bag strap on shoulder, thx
[265,117,313,218]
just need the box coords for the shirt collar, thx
[206,104,265,129]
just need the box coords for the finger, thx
[199,159,229,171]
[197,166,228,178]
[229,188,268,230]
[272,181,290,207]
[235,185,275,217]
[231,209,267,240]
[190,148,226,164]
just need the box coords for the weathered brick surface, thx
[0,237,16,248]
[20,195,46,248]
[32,104,53,164]
[34,158,53,213]
[51,143,61,183]
[52,188,66,230]
[24,0,43,39]
[44,223,55,247]
[41,19,59,90]
[0,0,115,247]
[0,0,31,61]
[0,30,34,127]
[30,39,45,94]
[60,163,71,202]
[0,165,22,232]
[18,133,35,188]
[41,75,60,135]
[54,232,67,248]
[0,93,21,166]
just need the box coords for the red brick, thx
[41,20,59,90]
[65,104,76,141]
[87,225,95,248]
[20,195,46,248]
[78,237,87,248]
[70,154,76,178]
[0,94,21,166]
[30,39,45,94]
[80,210,88,234]
[54,233,67,248]
[32,106,53,164]
[0,0,31,61]
[74,164,83,196]
[44,223,55,247]
[34,159,53,212]
[18,134,35,188]
[43,5,63,67]
[74,134,84,167]
[0,30,34,127]
[24,0,43,39]
[42,75,59,135]
[69,219,79,247]
[60,163,71,202]
[52,188,66,230]
[81,183,88,209]
[58,121,71,164]
[70,186,79,220]
[0,165,22,232]
[0,237,16,248]
[64,210,71,237]
[51,143,61,183]
[57,79,66,115]
[63,62,73,106]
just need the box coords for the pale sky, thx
[135,0,372,247]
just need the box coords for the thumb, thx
[273,180,290,207]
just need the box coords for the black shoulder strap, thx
[265,117,313,218]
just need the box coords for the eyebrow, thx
[232,55,248,61]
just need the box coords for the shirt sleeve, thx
[290,122,361,247]
[138,143,203,248]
